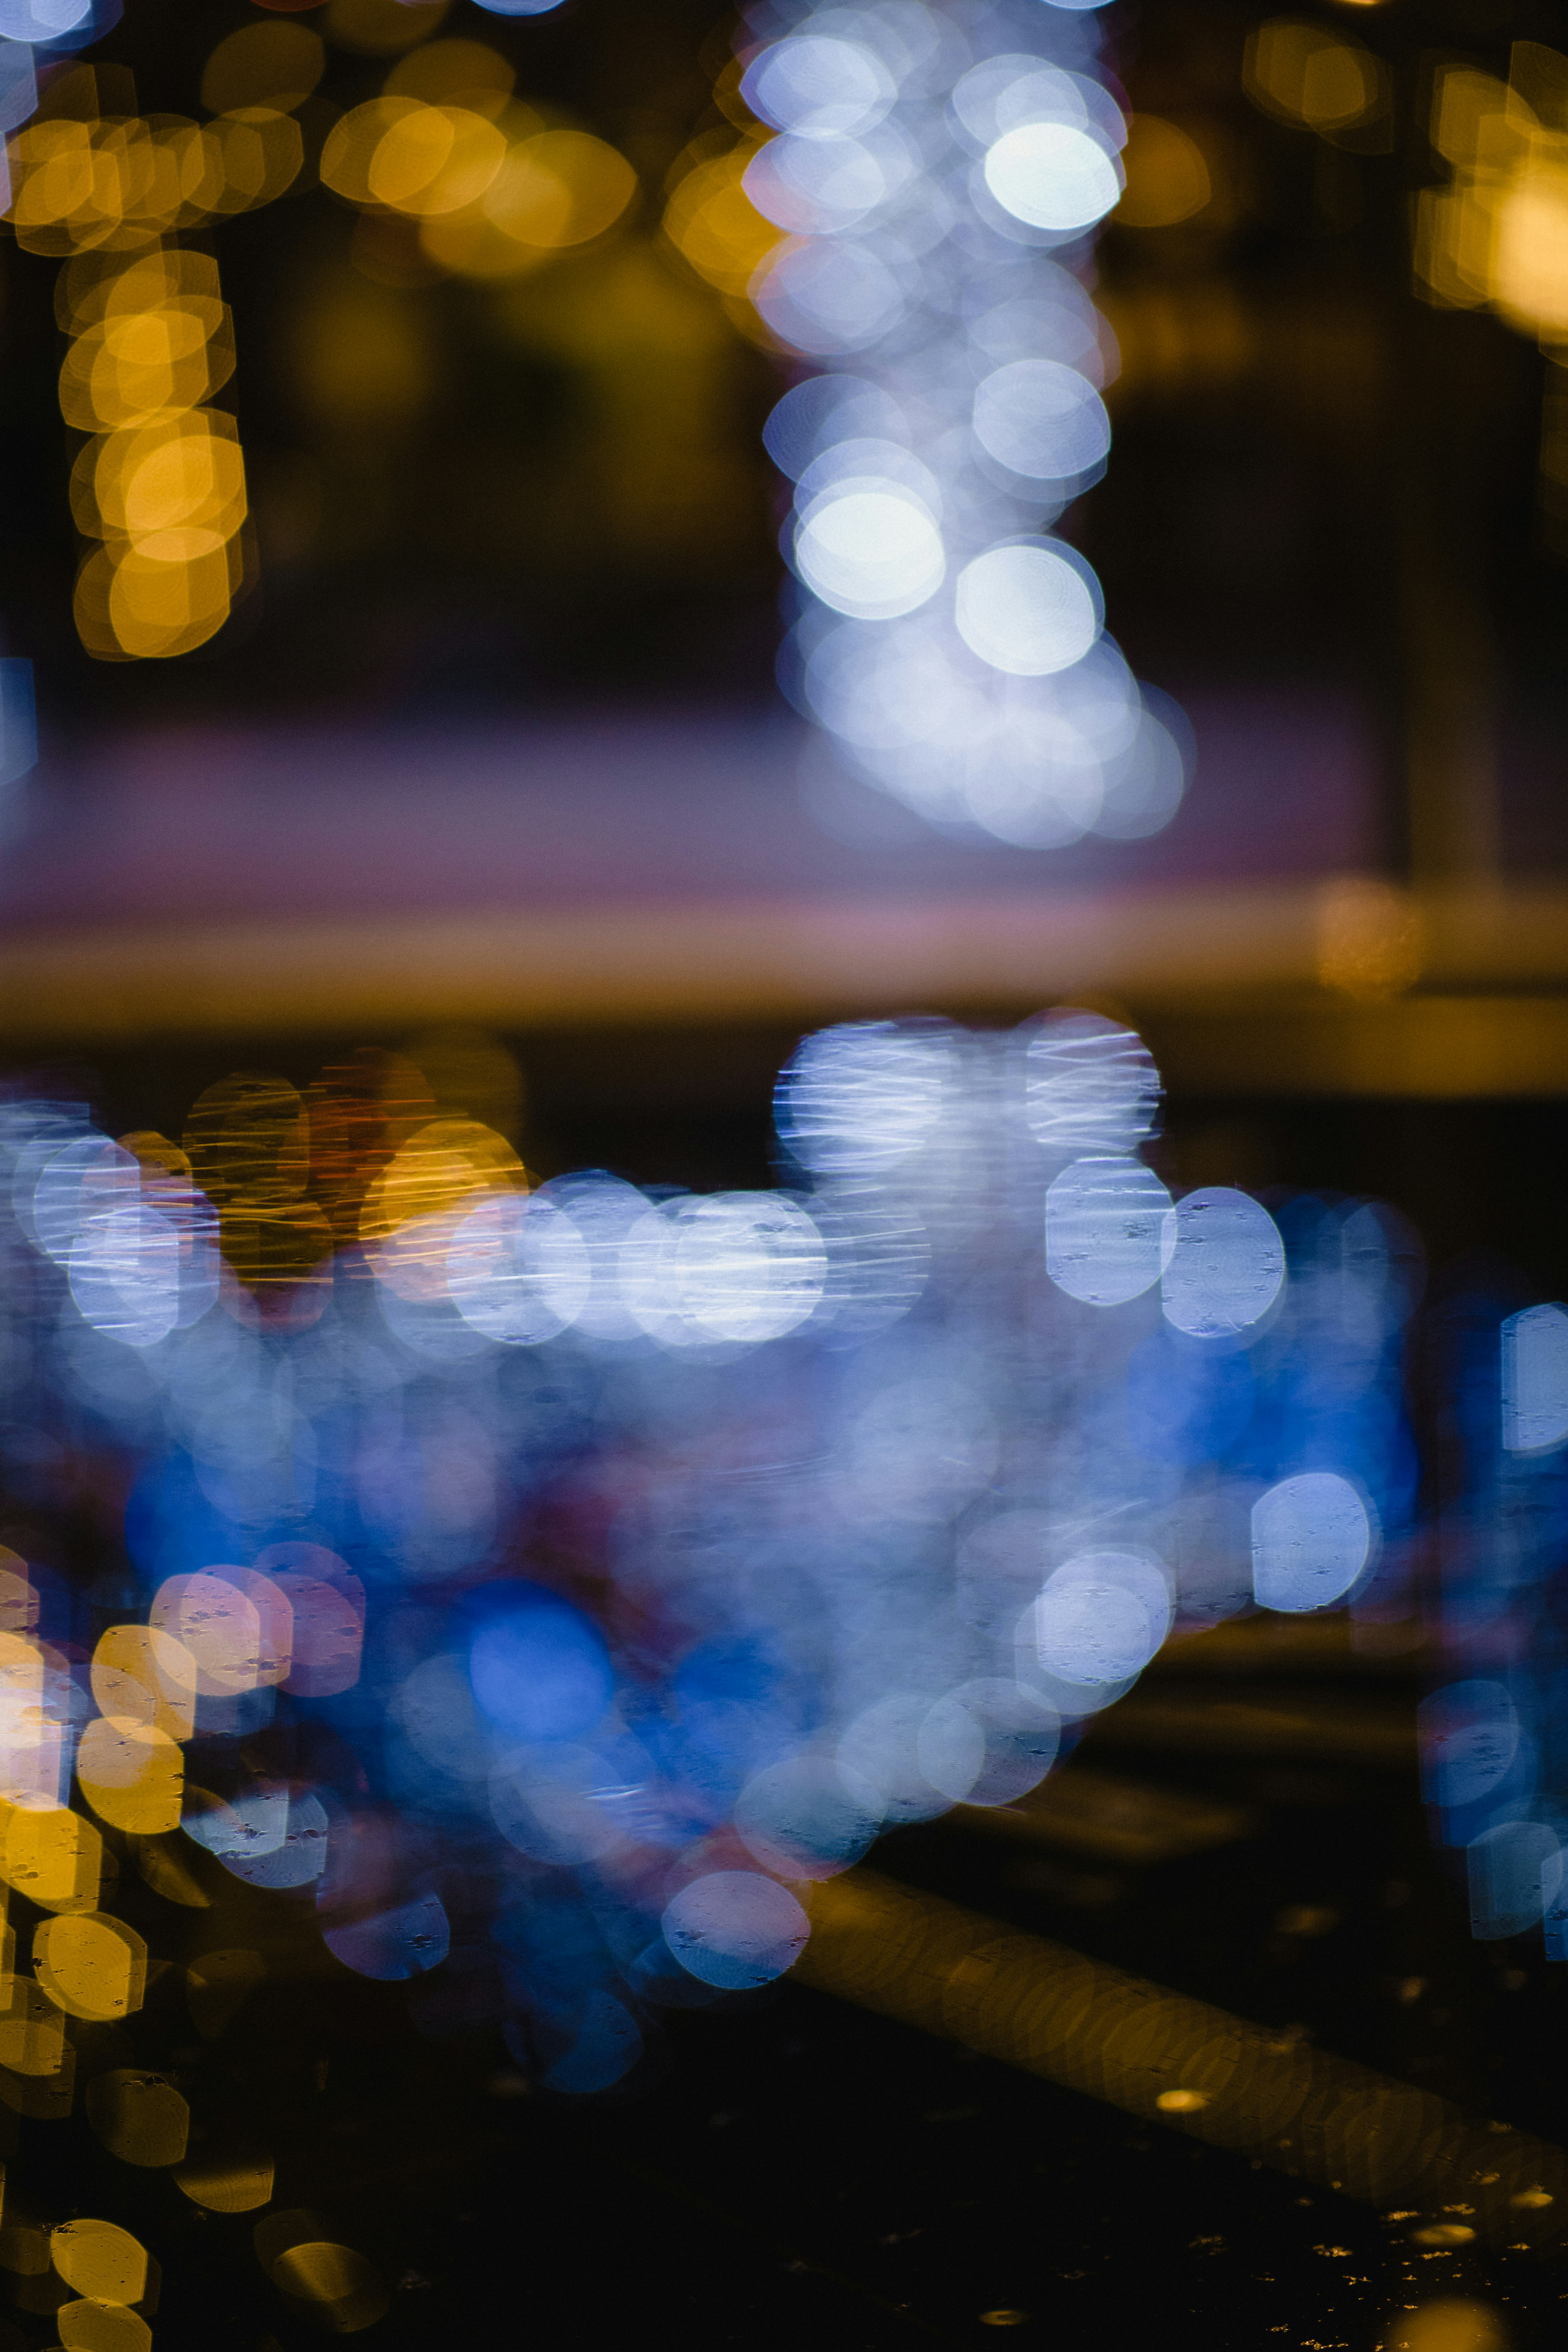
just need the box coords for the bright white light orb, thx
[1251,1471,1373,1612]
[796,484,945,621]
[954,542,1101,675]
[983,120,1121,233]
[1162,1188,1285,1338]
[1045,1156,1174,1307]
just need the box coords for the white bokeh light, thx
[983,120,1121,232]
[1502,1302,1568,1454]
[1162,1188,1286,1339]
[973,359,1110,484]
[1045,1156,1175,1307]
[1251,1472,1374,1612]
[743,34,897,140]
[447,1193,592,1346]
[795,484,946,620]
[954,542,1101,674]
[1029,1550,1172,1689]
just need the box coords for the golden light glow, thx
[58,245,249,660]
[90,1624,198,1740]
[385,37,515,120]
[85,2068,191,2166]
[50,2219,148,2307]
[76,1719,184,1836]
[35,1912,147,2022]
[0,1974,67,2076]
[56,2297,151,2352]
[662,137,780,297]
[1317,878,1426,1001]
[174,2149,275,2213]
[1414,49,1568,344]
[0,1800,102,1912]
[1244,20,1386,136]
[1115,117,1212,228]
[201,21,325,117]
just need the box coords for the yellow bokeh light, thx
[174,2149,275,2213]
[76,1718,184,1836]
[1491,163,1568,337]
[91,1624,199,1738]
[663,140,780,296]
[50,2219,147,2308]
[36,1912,148,2022]
[204,108,304,215]
[324,0,451,58]
[83,411,246,540]
[366,103,507,218]
[268,2241,390,2332]
[0,1974,67,2076]
[201,21,326,117]
[360,1116,524,1241]
[1317,878,1425,1001]
[85,2068,190,2166]
[422,129,636,276]
[75,539,237,661]
[1115,117,1212,228]
[1244,20,1385,136]
[0,1800,102,1912]
[385,37,515,120]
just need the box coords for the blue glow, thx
[469,1585,614,1745]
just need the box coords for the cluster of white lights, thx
[743,0,1189,846]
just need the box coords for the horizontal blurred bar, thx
[1,896,1567,1088]
[1081,1690,1417,1765]
[950,1764,1258,1865]
[794,1869,1567,2251]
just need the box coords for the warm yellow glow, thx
[0,1973,67,2076]
[50,2219,148,2307]
[663,139,780,296]
[1116,117,1212,228]
[201,21,324,117]
[385,38,515,120]
[91,1626,197,1739]
[366,103,507,217]
[0,1800,102,1912]
[36,1913,148,2022]
[325,0,450,57]
[84,2067,190,2166]
[1317,878,1425,1001]
[1245,20,1384,134]
[267,2241,390,2331]
[76,1718,184,1836]
[174,2149,275,2212]
[360,1117,524,1241]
